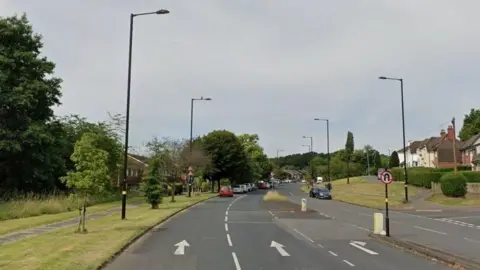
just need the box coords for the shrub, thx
[440,173,468,197]
[409,171,443,189]
[201,181,210,192]
[461,171,480,183]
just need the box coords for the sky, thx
[1,0,479,157]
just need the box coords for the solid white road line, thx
[226,211,229,216]
[225,223,228,232]
[328,251,338,256]
[415,209,442,212]
[227,234,233,246]
[450,216,480,220]
[232,252,242,270]
[413,226,447,235]
[343,260,355,267]
[293,228,314,243]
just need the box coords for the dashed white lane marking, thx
[319,212,334,219]
[225,223,228,232]
[226,210,229,216]
[293,228,314,243]
[413,226,447,235]
[317,243,324,248]
[268,211,276,218]
[359,213,371,217]
[435,217,480,230]
[343,260,355,267]
[225,216,228,222]
[464,237,480,243]
[329,251,338,256]
[232,252,242,270]
[351,224,371,232]
[227,233,233,246]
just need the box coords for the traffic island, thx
[368,233,480,270]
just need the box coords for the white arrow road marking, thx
[270,241,290,256]
[349,241,378,255]
[174,240,190,255]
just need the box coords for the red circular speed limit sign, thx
[380,171,393,184]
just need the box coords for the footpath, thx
[0,203,140,245]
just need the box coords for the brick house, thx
[113,154,149,188]
[417,126,463,168]
[459,133,480,171]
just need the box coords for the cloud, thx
[2,0,479,156]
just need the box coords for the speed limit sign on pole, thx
[380,171,393,184]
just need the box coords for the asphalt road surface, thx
[281,183,480,265]
[105,189,448,270]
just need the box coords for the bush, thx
[201,181,210,192]
[461,171,480,183]
[440,173,468,197]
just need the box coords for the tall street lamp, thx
[302,144,311,152]
[276,149,284,158]
[314,118,330,182]
[121,9,170,220]
[302,136,313,152]
[188,97,212,197]
[379,76,408,202]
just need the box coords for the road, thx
[281,183,480,265]
[105,189,447,270]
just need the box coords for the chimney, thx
[447,125,455,140]
[440,129,446,137]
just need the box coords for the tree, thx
[201,130,249,191]
[390,151,400,168]
[141,157,164,209]
[0,14,65,193]
[459,109,480,141]
[345,131,354,184]
[237,134,272,181]
[60,133,110,233]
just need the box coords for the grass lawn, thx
[0,193,217,270]
[0,196,143,236]
[427,193,480,206]
[324,177,419,209]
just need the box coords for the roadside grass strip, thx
[263,191,289,202]
[0,194,217,270]
[427,194,480,206]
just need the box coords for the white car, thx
[232,185,243,193]
[240,184,248,193]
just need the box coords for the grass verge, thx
[0,196,143,236]
[427,194,480,206]
[300,184,310,193]
[0,193,217,270]
[263,191,288,202]
[328,177,420,209]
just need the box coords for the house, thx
[284,169,305,180]
[416,126,463,168]
[113,154,149,188]
[460,134,480,171]
[397,140,422,167]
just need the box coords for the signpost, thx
[380,169,393,236]
[301,198,307,212]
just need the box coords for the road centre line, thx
[351,224,371,232]
[343,260,355,267]
[293,228,314,243]
[225,224,228,232]
[329,251,338,256]
[232,252,242,270]
[268,211,276,217]
[413,226,447,235]
[226,210,229,216]
[464,237,480,243]
[227,234,233,246]
[225,216,228,222]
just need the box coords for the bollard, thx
[373,212,385,234]
[301,198,307,212]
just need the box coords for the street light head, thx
[155,9,170,14]
[204,98,212,101]
[314,118,320,121]
[378,76,387,80]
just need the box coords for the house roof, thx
[398,140,423,153]
[460,134,480,151]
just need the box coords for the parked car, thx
[309,187,332,200]
[219,186,233,197]
[258,182,268,189]
[232,185,243,194]
[240,184,248,193]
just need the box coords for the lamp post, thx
[302,144,311,152]
[121,9,170,220]
[379,76,408,202]
[276,149,284,158]
[302,136,313,152]
[314,118,330,182]
[188,97,212,197]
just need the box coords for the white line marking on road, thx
[413,226,447,235]
[351,224,371,232]
[415,209,442,212]
[293,228,314,243]
[329,251,338,256]
[317,243,324,248]
[226,211,229,216]
[464,237,480,243]
[270,241,290,256]
[451,216,480,220]
[232,252,242,270]
[225,216,228,222]
[349,241,378,255]
[343,260,355,266]
[225,223,228,232]
[359,213,372,217]
[289,192,294,196]
[227,234,233,246]
[268,211,276,217]
[173,240,190,255]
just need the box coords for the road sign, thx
[188,171,194,176]
[301,198,307,212]
[380,171,393,184]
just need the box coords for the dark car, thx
[309,188,332,200]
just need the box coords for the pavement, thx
[282,183,480,266]
[105,188,448,270]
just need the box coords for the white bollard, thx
[373,212,384,234]
[301,198,307,212]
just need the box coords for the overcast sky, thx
[2,1,479,157]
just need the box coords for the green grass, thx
[0,194,217,270]
[427,193,480,206]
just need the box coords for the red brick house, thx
[431,126,463,168]
[460,133,480,171]
[112,154,149,188]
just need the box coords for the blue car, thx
[309,188,332,200]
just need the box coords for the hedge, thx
[390,167,480,189]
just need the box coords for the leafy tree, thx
[141,157,164,209]
[60,133,110,233]
[237,134,272,181]
[0,14,65,193]
[345,131,354,184]
[459,109,480,141]
[389,151,400,168]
